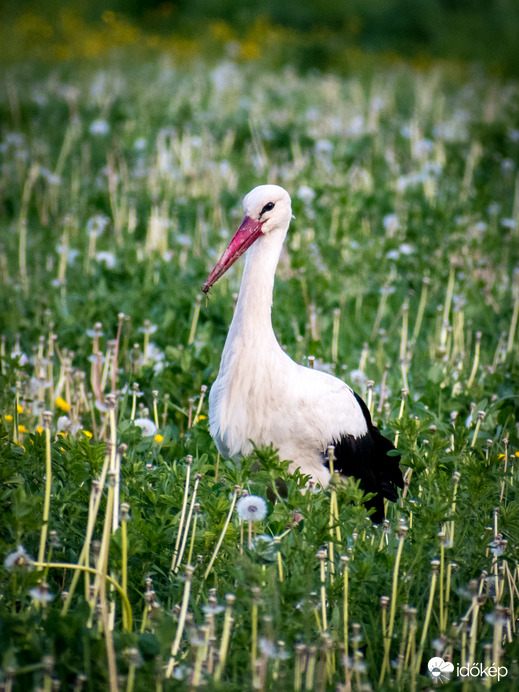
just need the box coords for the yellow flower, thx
[82,430,93,439]
[515,451,519,458]
[58,431,67,438]
[240,40,260,60]
[18,425,28,433]
[36,425,43,434]
[198,415,207,421]
[17,404,23,413]
[56,397,71,412]
[154,434,164,443]
[4,415,13,422]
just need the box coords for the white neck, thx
[222,229,287,363]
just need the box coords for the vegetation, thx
[2,0,519,75]
[1,29,519,692]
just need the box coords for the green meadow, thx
[1,7,519,691]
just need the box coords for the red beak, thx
[202,215,263,293]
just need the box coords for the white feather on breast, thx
[209,343,368,486]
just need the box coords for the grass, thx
[0,52,519,691]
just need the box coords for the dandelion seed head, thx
[86,215,109,238]
[399,243,414,255]
[383,214,399,233]
[412,138,434,158]
[134,418,157,437]
[4,545,34,571]
[236,494,267,522]
[315,139,333,155]
[297,185,316,204]
[349,369,368,389]
[259,637,290,660]
[29,582,55,603]
[95,251,116,268]
[90,119,110,136]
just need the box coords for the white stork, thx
[202,184,403,522]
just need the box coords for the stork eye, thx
[260,202,275,216]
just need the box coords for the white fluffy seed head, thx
[236,494,267,522]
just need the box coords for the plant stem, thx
[415,561,439,675]
[165,565,195,678]
[214,594,235,683]
[171,455,193,571]
[175,474,201,571]
[35,561,132,630]
[38,412,53,566]
[412,276,430,342]
[380,526,407,685]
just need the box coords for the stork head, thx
[202,184,292,293]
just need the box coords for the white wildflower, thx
[134,418,157,437]
[297,186,316,204]
[11,348,29,366]
[139,322,158,335]
[349,369,368,390]
[86,214,109,238]
[29,582,55,603]
[502,158,515,174]
[348,115,365,136]
[145,343,165,374]
[90,119,109,136]
[383,214,399,233]
[422,161,442,176]
[399,243,414,255]
[236,495,267,522]
[57,416,71,433]
[4,545,34,571]
[412,138,433,158]
[259,637,291,660]
[211,62,240,92]
[95,251,116,268]
[56,244,80,265]
[315,139,333,155]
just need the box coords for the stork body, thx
[203,185,403,521]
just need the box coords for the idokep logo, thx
[428,657,454,683]
[457,662,508,682]
[427,657,509,684]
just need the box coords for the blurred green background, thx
[1,0,519,75]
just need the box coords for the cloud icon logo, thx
[428,657,454,682]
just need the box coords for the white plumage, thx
[203,185,402,520]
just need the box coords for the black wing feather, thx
[327,391,404,523]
